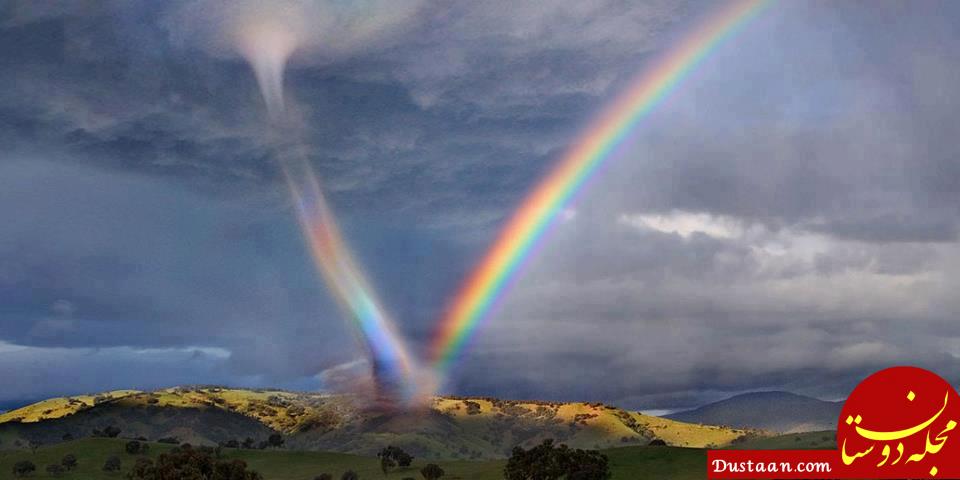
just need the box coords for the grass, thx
[0,391,140,424]
[0,438,714,479]
[606,446,705,480]
[726,430,835,450]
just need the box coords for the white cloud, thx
[619,211,743,239]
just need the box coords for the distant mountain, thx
[665,391,842,433]
[0,387,758,458]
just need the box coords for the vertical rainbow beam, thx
[429,0,771,374]
[283,158,416,401]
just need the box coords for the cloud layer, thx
[1,1,959,410]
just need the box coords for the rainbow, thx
[429,0,771,373]
[283,158,417,400]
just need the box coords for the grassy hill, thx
[665,391,842,433]
[0,387,758,459]
[0,437,708,480]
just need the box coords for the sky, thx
[2,0,960,412]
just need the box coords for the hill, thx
[665,391,842,433]
[0,387,757,459]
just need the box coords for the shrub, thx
[341,471,358,480]
[420,463,445,480]
[126,440,148,455]
[103,455,122,473]
[379,455,395,475]
[129,458,154,478]
[267,433,285,448]
[378,445,413,467]
[12,460,36,478]
[314,475,333,480]
[61,454,78,471]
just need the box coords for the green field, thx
[0,438,708,480]
[726,430,835,450]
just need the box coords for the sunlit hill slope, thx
[0,387,760,459]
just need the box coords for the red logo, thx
[837,366,960,478]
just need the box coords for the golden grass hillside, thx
[0,387,765,458]
[0,391,139,424]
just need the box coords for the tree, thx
[341,471,358,480]
[222,439,240,449]
[267,433,285,448]
[420,463,445,480]
[12,460,36,478]
[378,445,413,474]
[126,440,147,455]
[61,454,78,471]
[503,439,610,480]
[103,455,122,473]
[379,456,395,475]
[242,437,255,449]
[46,464,66,477]
[129,458,154,479]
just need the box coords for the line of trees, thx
[12,453,79,478]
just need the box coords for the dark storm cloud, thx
[1,1,960,410]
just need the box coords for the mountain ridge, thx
[665,391,842,433]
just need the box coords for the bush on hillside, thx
[421,463,445,480]
[267,433,285,448]
[12,460,36,478]
[61,454,78,471]
[103,455,122,472]
[378,445,414,474]
[126,440,150,455]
